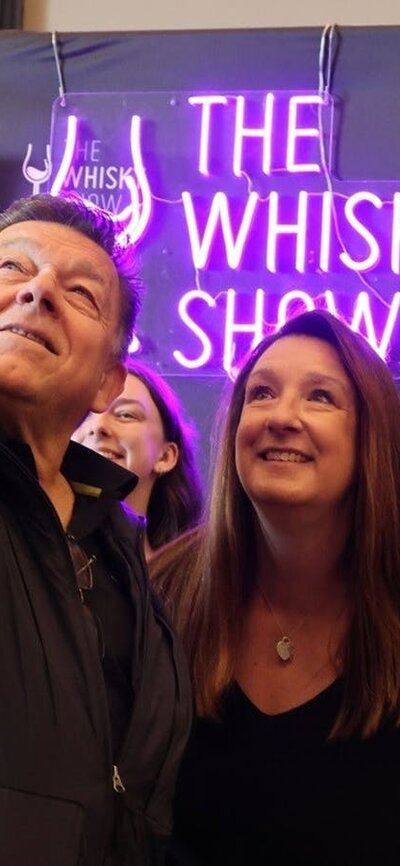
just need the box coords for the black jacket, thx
[0,439,192,866]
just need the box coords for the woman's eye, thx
[247,384,274,402]
[309,388,334,404]
[115,410,139,421]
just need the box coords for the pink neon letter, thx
[286,95,323,173]
[182,190,259,269]
[173,290,216,369]
[266,191,308,273]
[319,191,333,272]
[223,288,265,373]
[350,291,400,359]
[50,115,78,195]
[339,192,382,272]
[188,95,228,175]
[233,93,275,177]
[391,192,400,274]
[323,289,339,316]
[116,115,152,244]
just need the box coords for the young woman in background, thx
[76,358,203,559]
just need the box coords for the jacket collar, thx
[0,437,138,502]
[63,440,138,501]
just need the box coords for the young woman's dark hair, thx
[124,359,203,550]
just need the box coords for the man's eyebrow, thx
[69,262,109,289]
[0,238,29,253]
[0,237,43,255]
[0,237,109,289]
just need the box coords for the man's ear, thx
[153,442,179,476]
[90,362,127,414]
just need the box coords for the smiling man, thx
[0,194,191,866]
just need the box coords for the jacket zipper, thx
[112,764,126,793]
[0,444,116,794]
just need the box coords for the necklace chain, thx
[258,585,348,665]
[258,586,306,663]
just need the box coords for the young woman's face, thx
[76,373,178,513]
[235,335,357,515]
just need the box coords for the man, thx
[0,194,192,866]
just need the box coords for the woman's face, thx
[235,335,357,515]
[76,373,178,514]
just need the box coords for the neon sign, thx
[49,91,400,376]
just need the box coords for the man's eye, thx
[0,259,22,271]
[309,388,334,404]
[70,286,97,307]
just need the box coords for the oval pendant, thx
[276,636,294,662]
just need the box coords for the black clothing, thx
[168,680,400,866]
[0,439,192,866]
[69,496,135,758]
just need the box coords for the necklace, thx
[258,586,306,663]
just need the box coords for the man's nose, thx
[15,268,59,314]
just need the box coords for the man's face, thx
[0,220,125,426]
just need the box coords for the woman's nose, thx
[85,413,114,440]
[264,395,303,433]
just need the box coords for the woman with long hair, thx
[76,358,203,559]
[151,309,400,866]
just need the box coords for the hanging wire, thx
[316,25,391,308]
[318,24,338,103]
[317,24,339,176]
[52,31,66,107]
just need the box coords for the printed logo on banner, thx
[48,91,400,377]
[22,143,52,195]
[49,107,152,245]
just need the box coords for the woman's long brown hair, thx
[151,310,400,738]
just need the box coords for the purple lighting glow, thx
[50,115,78,195]
[174,288,400,373]
[233,93,275,177]
[120,115,152,244]
[266,191,308,273]
[286,95,323,173]
[189,95,228,175]
[173,290,216,368]
[339,192,383,272]
[181,189,400,276]
[182,190,259,269]
[49,90,400,375]
[50,111,151,244]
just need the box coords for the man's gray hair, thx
[0,193,143,359]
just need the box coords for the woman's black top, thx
[168,680,400,866]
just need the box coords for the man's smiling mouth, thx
[0,325,56,354]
